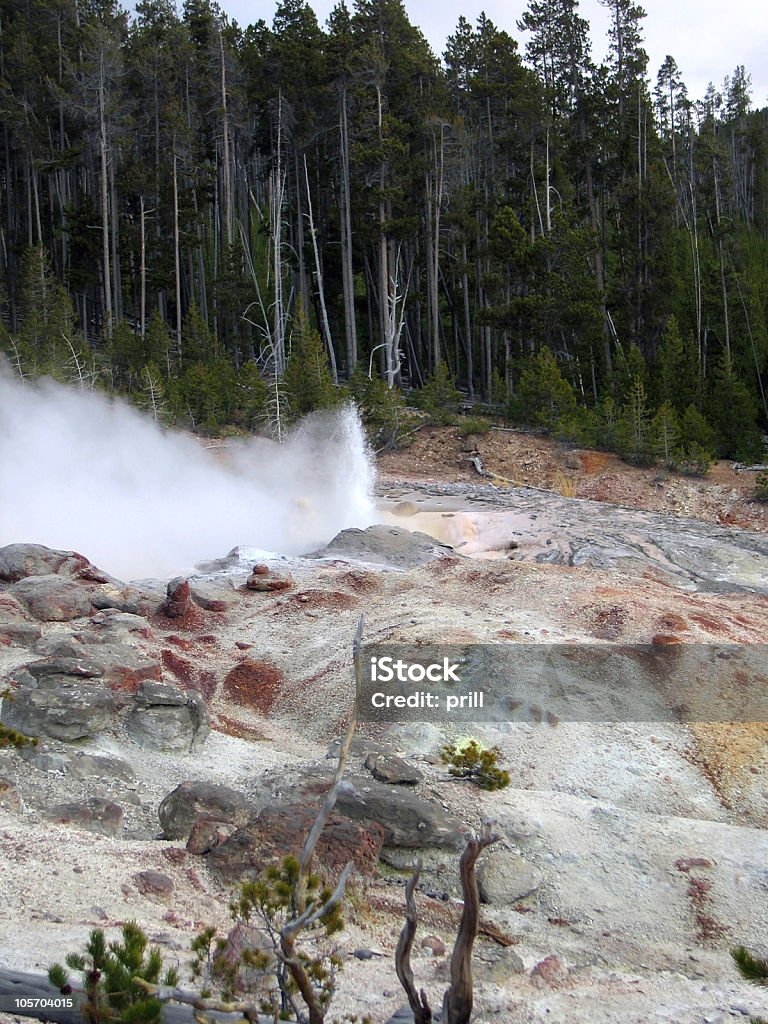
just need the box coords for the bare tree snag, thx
[395,821,499,1024]
[278,612,365,1022]
[441,822,500,1024]
[395,861,433,1024]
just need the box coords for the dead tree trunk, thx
[395,822,499,1024]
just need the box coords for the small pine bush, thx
[49,922,179,1023]
[440,739,510,791]
[192,853,345,1019]
[417,362,462,425]
[755,474,768,502]
[731,945,768,1024]
[0,723,37,749]
[457,416,492,437]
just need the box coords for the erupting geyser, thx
[0,368,376,580]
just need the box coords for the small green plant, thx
[0,723,37,749]
[675,441,713,477]
[731,945,768,1024]
[48,922,179,1023]
[191,853,345,1020]
[417,362,462,425]
[440,739,510,790]
[456,416,492,437]
[755,473,768,502]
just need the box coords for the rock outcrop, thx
[309,525,458,569]
[158,780,254,840]
[125,681,210,751]
[205,802,386,883]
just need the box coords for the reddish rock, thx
[251,564,271,576]
[652,633,684,646]
[48,798,123,837]
[162,649,195,686]
[246,573,294,592]
[158,780,253,840]
[163,579,191,618]
[0,543,110,583]
[675,856,714,873]
[206,803,386,884]
[531,955,568,989]
[186,815,236,855]
[223,660,284,714]
[162,847,187,865]
[133,870,174,899]
[420,935,446,956]
[10,576,92,622]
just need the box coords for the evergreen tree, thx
[517,347,577,429]
[283,304,339,420]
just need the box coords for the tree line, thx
[1,0,767,462]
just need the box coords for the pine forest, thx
[2,0,768,468]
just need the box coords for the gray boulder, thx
[0,594,42,646]
[365,753,423,786]
[27,639,161,690]
[476,850,543,906]
[125,682,210,752]
[309,525,457,569]
[47,797,124,836]
[66,753,136,783]
[188,580,239,612]
[85,583,149,614]
[158,780,253,840]
[206,802,386,883]
[306,774,463,850]
[0,543,112,583]
[0,680,117,740]
[9,576,92,621]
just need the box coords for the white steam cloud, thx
[0,370,376,581]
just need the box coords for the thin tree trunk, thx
[304,155,338,384]
[98,50,112,335]
[139,195,146,338]
[219,30,232,250]
[339,85,357,376]
[173,142,182,361]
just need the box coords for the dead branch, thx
[394,821,500,1024]
[441,822,500,1024]
[278,613,364,1023]
[394,860,433,1024]
[295,612,364,912]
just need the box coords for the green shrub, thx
[417,362,462,425]
[192,853,345,1020]
[283,305,340,422]
[440,739,510,791]
[456,416,492,437]
[755,474,768,502]
[675,441,713,477]
[349,367,418,450]
[0,724,37,749]
[730,945,768,1024]
[49,922,179,1023]
[517,348,577,430]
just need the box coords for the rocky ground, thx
[0,431,768,1023]
[378,424,768,531]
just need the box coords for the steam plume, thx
[0,370,375,580]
